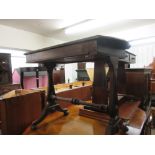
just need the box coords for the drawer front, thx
[130,54,136,64]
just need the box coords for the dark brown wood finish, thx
[19,67,65,89]
[92,59,108,105]
[23,83,150,135]
[0,53,12,85]
[31,63,68,130]
[26,40,97,63]
[0,84,21,95]
[25,35,138,134]
[125,68,151,110]
[25,35,132,64]
[0,90,45,135]
[53,68,65,85]
[56,85,92,108]
[24,104,146,135]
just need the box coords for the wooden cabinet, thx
[53,68,65,85]
[0,53,12,85]
[13,67,65,89]
[57,85,92,108]
[125,68,151,98]
[119,68,151,110]
[0,53,21,95]
[0,89,45,135]
[76,63,90,81]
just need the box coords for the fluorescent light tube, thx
[59,19,87,28]
[65,19,122,34]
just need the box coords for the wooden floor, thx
[23,105,108,135]
[23,102,147,135]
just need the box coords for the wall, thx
[65,63,77,83]
[130,43,155,68]
[0,24,64,50]
[108,23,155,41]
[106,23,155,69]
[43,37,65,47]
[2,23,155,83]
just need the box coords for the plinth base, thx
[79,108,110,123]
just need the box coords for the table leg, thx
[31,63,68,130]
[106,56,120,134]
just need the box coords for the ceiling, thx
[0,19,155,42]
[0,19,88,37]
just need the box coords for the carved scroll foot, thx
[106,117,129,134]
[105,116,121,134]
[31,107,49,130]
[31,104,69,130]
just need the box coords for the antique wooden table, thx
[25,35,139,134]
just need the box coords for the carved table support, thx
[31,63,68,130]
[92,59,108,104]
[83,59,108,112]
[106,56,122,134]
[105,57,133,134]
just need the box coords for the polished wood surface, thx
[25,35,142,134]
[125,69,151,98]
[57,85,92,108]
[33,83,92,108]
[23,84,146,135]
[119,100,141,119]
[79,108,110,123]
[23,105,108,135]
[129,108,146,129]
[24,104,146,135]
[34,81,92,95]
[25,35,132,64]
[79,100,142,123]
[0,89,45,135]
[148,58,155,94]
[24,80,148,135]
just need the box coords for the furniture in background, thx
[148,58,155,96]
[0,53,21,96]
[148,58,155,128]
[123,68,151,110]
[0,83,21,96]
[33,81,92,108]
[0,53,12,85]
[76,63,90,81]
[0,89,45,135]
[13,67,65,89]
[24,83,92,135]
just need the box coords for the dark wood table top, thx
[25,35,133,64]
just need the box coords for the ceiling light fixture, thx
[60,19,87,28]
[65,19,122,34]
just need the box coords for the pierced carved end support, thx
[107,56,119,118]
[106,57,122,134]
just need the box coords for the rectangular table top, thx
[25,35,135,64]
